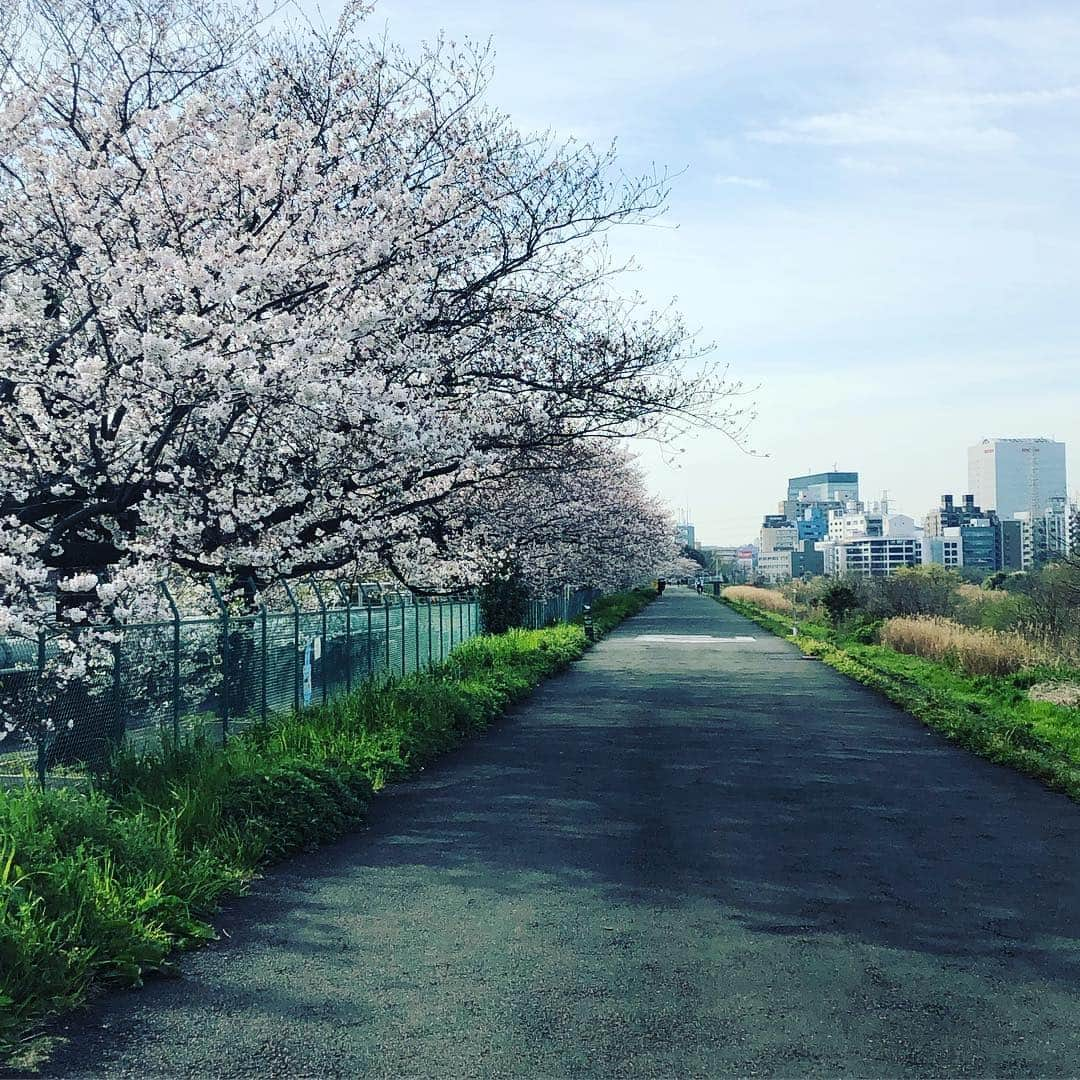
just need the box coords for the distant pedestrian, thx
[696,581,704,594]
[657,578,666,596]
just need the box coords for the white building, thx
[757,549,794,582]
[757,524,798,583]
[827,504,883,543]
[968,438,1067,520]
[929,531,963,568]
[817,512,925,577]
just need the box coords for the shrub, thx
[864,565,960,619]
[880,616,1037,676]
[840,615,882,645]
[478,573,531,634]
[820,582,860,626]
[722,585,791,614]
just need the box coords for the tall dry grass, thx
[880,616,1036,676]
[956,583,995,604]
[723,585,792,614]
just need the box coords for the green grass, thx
[0,590,652,1058]
[721,595,1080,800]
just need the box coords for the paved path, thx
[41,589,1080,1078]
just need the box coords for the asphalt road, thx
[37,588,1080,1078]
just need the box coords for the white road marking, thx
[633,635,756,643]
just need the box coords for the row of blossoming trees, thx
[0,0,745,716]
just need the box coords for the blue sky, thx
[302,0,1080,543]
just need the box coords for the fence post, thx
[35,629,47,786]
[414,596,420,671]
[308,576,328,705]
[281,577,301,713]
[427,599,433,667]
[249,578,268,726]
[209,578,229,744]
[439,600,445,662]
[112,634,124,746]
[400,597,407,678]
[367,599,373,680]
[383,595,391,676]
[161,580,181,744]
[338,582,353,693]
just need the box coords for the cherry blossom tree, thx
[0,0,746,744]
[0,0,740,623]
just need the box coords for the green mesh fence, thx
[2,585,595,782]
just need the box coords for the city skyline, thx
[680,434,1075,547]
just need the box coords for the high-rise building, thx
[968,438,1067,520]
[786,471,859,505]
[783,472,860,541]
[675,522,696,550]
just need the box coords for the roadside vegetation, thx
[720,585,792,614]
[721,564,1080,800]
[0,589,652,1059]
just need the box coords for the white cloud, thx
[837,156,901,176]
[714,174,770,189]
[933,85,1080,108]
[748,106,1016,152]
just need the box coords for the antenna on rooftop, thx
[881,489,890,515]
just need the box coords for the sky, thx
[301,0,1080,544]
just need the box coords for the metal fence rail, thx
[0,583,597,781]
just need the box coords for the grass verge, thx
[0,588,653,1059]
[721,594,1080,801]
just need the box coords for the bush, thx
[820,582,860,626]
[478,573,531,634]
[865,565,960,619]
[839,615,882,645]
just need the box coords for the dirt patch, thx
[1028,681,1080,707]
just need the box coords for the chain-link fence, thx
[0,586,480,782]
[0,582,597,782]
[525,587,597,629]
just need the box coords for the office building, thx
[968,438,1067,520]
[817,513,924,577]
[786,471,860,505]
[925,494,988,537]
[782,471,859,532]
[998,517,1028,571]
[928,534,963,568]
[757,516,798,583]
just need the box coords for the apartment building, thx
[817,510,924,577]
